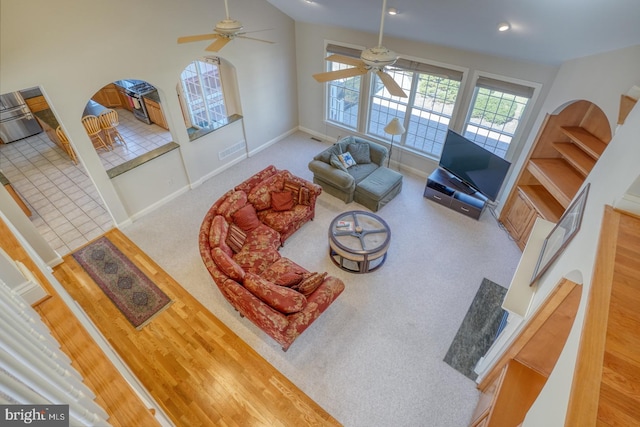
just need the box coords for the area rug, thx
[72,236,172,329]
[443,278,507,381]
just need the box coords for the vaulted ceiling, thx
[265,0,640,65]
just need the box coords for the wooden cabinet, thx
[92,84,122,108]
[499,100,611,247]
[143,97,168,130]
[24,95,50,113]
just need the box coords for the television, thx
[438,130,511,201]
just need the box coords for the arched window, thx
[179,57,228,130]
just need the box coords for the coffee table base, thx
[329,240,388,274]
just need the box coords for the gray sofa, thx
[308,136,403,211]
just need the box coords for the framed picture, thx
[530,183,590,286]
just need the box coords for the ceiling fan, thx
[312,0,407,98]
[177,0,274,52]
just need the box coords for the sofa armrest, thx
[308,159,355,189]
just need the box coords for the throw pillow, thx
[330,153,348,172]
[348,142,372,164]
[244,273,307,314]
[338,152,357,168]
[226,223,247,253]
[316,143,343,164]
[274,271,304,287]
[298,187,311,206]
[293,272,327,296]
[283,179,301,199]
[211,247,245,282]
[271,191,294,211]
[232,204,261,232]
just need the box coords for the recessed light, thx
[305,0,313,3]
[388,7,398,16]
[498,22,511,32]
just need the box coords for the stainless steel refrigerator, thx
[0,92,42,143]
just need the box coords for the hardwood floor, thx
[0,218,159,427]
[52,229,340,426]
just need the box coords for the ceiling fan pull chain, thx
[379,0,387,47]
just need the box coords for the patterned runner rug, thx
[72,236,172,330]
[443,278,507,381]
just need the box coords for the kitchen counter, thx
[142,90,160,103]
[19,87,43,100]
[83,100,108,117]
[33,108,60,129]
[1,171,32,216]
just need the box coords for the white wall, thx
[293,21,559,183]
[0,0,297,228]
[507,45,640,426]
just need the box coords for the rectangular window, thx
[180,58,227,129]
[368,59,462,157]
[325,45,362,130]
[463,77,534,158]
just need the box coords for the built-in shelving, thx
[499,100,611,249]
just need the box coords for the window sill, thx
[187,114,243,142]
[107,142,180,179]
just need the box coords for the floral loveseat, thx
[199,165,345,351]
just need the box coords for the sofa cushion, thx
[234,165,277,193]
[245,224,281,252]
[217,190,248,221]
[233,248,280,275]
[209,215,233,257]
[233,204,261,232]
[258,205,310,235]
[348,142,372,164]
[271,191,294,211]
[243,273,307,314]
[211,247,245,282]
[338,152,357,168]
[226,223,247,253]
[349,163,380,183]
[247,173,286,211]
[294,272,328,296]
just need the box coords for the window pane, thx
[326,61,361,129]
[405,74,460,157]
[180,59,226,129]
[464,86,530,158]
[368,69,410,139]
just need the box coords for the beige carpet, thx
[122,131,522,427]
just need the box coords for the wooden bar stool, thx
[98,109,127,147]
[55,126,78,164]
[81,115,111,151]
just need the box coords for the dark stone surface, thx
[443,278,507,381]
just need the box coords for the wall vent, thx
[218,141,245,160]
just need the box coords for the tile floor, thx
[0,109,173,255]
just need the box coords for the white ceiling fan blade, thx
[237,35,275,44]
[205,37,232,52]
[177,33,219,44]
[313,66,368,83]
[324,54,363,68]
[376,70,407,98]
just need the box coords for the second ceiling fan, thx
[312,0,407,98]
[177,0,273,52]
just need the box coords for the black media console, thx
[423,168,488,220]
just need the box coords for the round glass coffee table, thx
[329,210,391,273]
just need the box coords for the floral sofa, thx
[199,165,345,351]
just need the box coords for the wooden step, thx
[519,185,565,222]
[561,126,607,160]
[527,158,584,208]
[553,142,596,177]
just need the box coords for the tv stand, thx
[423,168,488,220]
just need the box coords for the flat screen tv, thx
[438,130,511,201]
